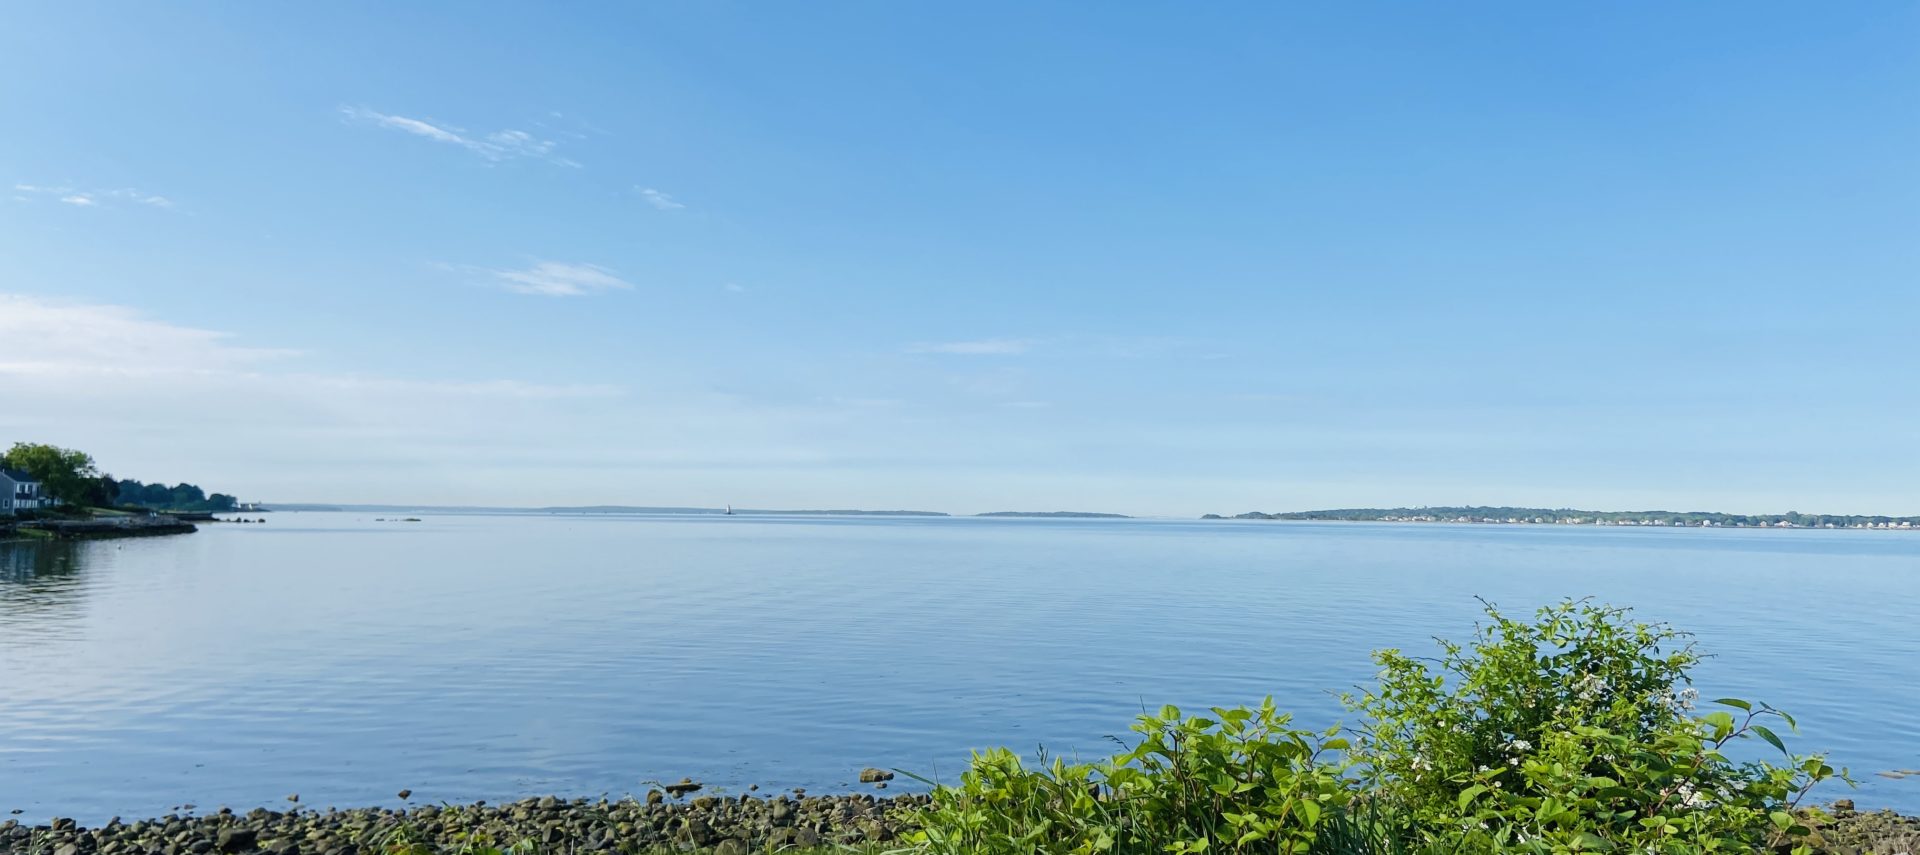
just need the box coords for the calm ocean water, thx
[2,512,1916,822]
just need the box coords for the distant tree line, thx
[4,442,235,512]
[1214,505,1919,528]
[109,479,237,512]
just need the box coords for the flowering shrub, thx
[1347,599,1846,853]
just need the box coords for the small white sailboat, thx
[724,504,734,516]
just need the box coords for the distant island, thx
[545,506,949,517]
[975,511,1131,519]
[1203,506,1918,530]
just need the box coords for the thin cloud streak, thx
[908,338,1032,355]
[638,187,685,210]
[484,261,634,297]
[341,106,579,167]
[15,184,173,208]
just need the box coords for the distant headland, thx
[1203,506,1918,529]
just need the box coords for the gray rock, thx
[215,828,257,854]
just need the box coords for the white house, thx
[1,468,48,514]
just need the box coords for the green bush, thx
[1347,599,1844,853]
[912,600,1847,855]
[908,698,1368,854]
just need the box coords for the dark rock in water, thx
[395,790,411,801]
[644,789,664,806]
[663,778,701,797]
[859,767,895,783]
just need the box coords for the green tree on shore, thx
[4,442,236,512]
[3,442,101,507]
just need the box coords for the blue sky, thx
[3,2,1916,515]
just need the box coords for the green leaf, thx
[1714,698,1753,711]
[1458,784,1488,812]
[1751,724,1789,756]
[1298,799,1321,825]
[1771,810,1795,831]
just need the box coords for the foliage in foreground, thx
[1351,599,1846,853]
[908,701,1363,854]
[909,600,1848,854]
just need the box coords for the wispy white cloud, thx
[341,106,579,167]
[483,261,634,297]
[637,187,685,211]
[723,282,747,293]
[0,294,296,379]
[0,293,616,399]
[15,184,173,209]
[908,338,1033,355]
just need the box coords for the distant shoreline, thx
[1205,506,1919,530]
[252,503,1917,530]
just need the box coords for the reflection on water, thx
[1,514,1916,823]
[0,540,87,630]
[0,538,81,580]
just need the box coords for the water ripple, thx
[2,515,1916,822]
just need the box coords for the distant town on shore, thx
[1206,506,1919,529]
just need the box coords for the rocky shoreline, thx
[4,794,1915,855]
[0,792,921,855]
[5,518,197,542]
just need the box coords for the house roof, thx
[0,468,40,483]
